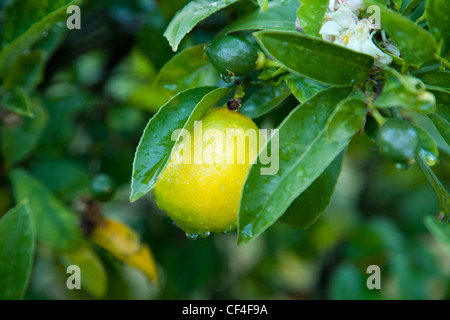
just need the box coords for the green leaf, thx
[60,241,107,298]
[280,151,344,229]
[430,89,450,121]
[0,202,36,300]
[1,101,48,168]
[238,87,352,245]
[130,86,231,202]
[429,113,450,147]
[3,51,45,92]
[364,0,438,65]
[327,98,366,142]
[283,74,326,103]
[426,0,450,54]
[400,0,425,14]
[220,0,298,34]
[254,31,374,85]
[241,82,291,119]
[375,69,436,113]
[415,70,450,91]
[0,0,80,76]
[163,0,241,52]
[411,123,439,166]
[424,216,450,251]
[0,87,33,117]
[153,44,220,101]
[296,0,328,37]
[257,0,269,11]
[10,169,82,251]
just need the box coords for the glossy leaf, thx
[0,0,79,76]
[375,69,436,114]
[60,241,107,298]
[280,151,344,229]
[90,219,158,283]
[424,216,450,251]
[130,86,231,202]
[364,0,437,65]
[241,82,291,119]
[283,74,326,103]
[254,31,374,85]
[1,101,48,168]
[163,0,241,52]
[327,98,366,142]
[0,202,35,300]
[426,0,450,53]
[153,44,221,101]
[296,0,328,37]
[10,169,81,251]
[0,87,33,117]
[220,0,298,34]
[238,87,352,245]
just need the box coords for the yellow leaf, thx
[90,219,158,283]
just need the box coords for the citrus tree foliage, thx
[0,0,449,300]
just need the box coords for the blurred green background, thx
[0,0,449,300]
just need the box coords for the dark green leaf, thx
[429,113,450,147]
[426,0,450,54]
[0,202,35,300]
[415,70,450,91]
[60,241,107,298]
[296,0,328,37]
[130,86,231,202]
[283,74,326,102]
[280,151,344,229]
[400,0,425,14]
[31,159,90,201]
[10,169,81,251]
[163,0,241,52]
[153,44,220,100]
[238,87,352,245]
[424,216,450,251]
[220,0,298,34]
[0,0,79,76]
[1,101,48,168]
[254,31,374,85]
[1,87,33,117]
[429,89,450,121]
[241,82,291,119]
[3,51,45,92]
[364,0,437,65]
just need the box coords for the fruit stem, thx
[416,153,450,221]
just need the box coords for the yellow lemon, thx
[153,107,264,237]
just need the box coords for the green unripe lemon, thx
[153,107,264,236]
[377,118,419,164]
[205,35,260,76]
